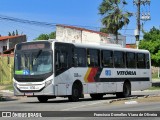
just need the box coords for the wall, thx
[82,31,100,44]
[56,26,126,47]
[56,26,82,43]
[0,55,14,85]
[9,35,27,49]
[56,26,103,44]
[0,40,8,53]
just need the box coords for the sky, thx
[0,0,159,43]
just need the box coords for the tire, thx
[90,94,104,100]
[116,82,131,98]
[37,96,48,103]
[68,84,80,102]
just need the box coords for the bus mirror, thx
[60,55,64,63]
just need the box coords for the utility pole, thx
[133,0,151,49]
[136,0,140,48]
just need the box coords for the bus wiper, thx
[35,50,42,60]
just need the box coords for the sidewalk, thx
[0,90,18,101]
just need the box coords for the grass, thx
[152,72,158,78]
[148,86,160,90]
[0,84,13,91]
[4,84,13,91]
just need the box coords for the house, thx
[56,24,126,47]
[0,35,26,54]
[126,44,136,49]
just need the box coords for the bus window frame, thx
[101,50,113,68]
[74,47,87,67]
[87,49,100,67]
[137,53,146,69]
[126,52,136,68]
[114,51,126,68]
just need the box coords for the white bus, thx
[13,40,151,102]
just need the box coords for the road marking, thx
[61,100,110,111]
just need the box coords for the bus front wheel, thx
[68,84,80,102]
[37,96,48,103]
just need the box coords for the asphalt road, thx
[0,90,160,120]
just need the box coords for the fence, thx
[0,54,14,85]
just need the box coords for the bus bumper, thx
[13,82,55,96]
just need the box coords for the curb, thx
[0,90,16,102]
[108,96,138,103]
[108,94,160,104]
[0,95,20,102]
[0,94,7,101]
[152,82,160,87]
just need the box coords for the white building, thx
[56,24,126,47]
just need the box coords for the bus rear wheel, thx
[37,96,48,103]
[90,94,104,100]
[116,82,131,98]
[68,84,80,102]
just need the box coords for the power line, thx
[0,14,56,28]
[0,14,135,31]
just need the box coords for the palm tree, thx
[99,0,132,44]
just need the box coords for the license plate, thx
[25,93,33,96]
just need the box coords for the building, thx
[126,44,136,49]
[0,35,26,54]
[56,24,126,47]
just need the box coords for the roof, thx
[126,44,136,49]
[46,40,148,53]
[56,24,108,37]
[3,48,14,54]
[72,42,148,53]
[0,35,25,41]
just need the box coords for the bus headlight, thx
[13,82,17,88]
[45,80,52,87]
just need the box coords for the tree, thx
[16,30,18,35]
[12,31,15,36]
[99,0,132,43]
[36,34,49,40]
[139,26,160,66]
[36,32,56,40]
[49,32,56,39]
[8,32,11,36]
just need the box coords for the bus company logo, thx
[2,112,11,117]
[105,70,111,76]
[117,71,136,75]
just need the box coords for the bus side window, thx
[126,52,136,68]
[87,49,100,67]
[114,51,125,68]
[74,48,86,67]
[55,44,69,72]
[137,53,145,68]
[55,51,60,69]
[102,50,113,68]
[145,54,150,69]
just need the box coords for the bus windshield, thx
[15,50,53,75]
